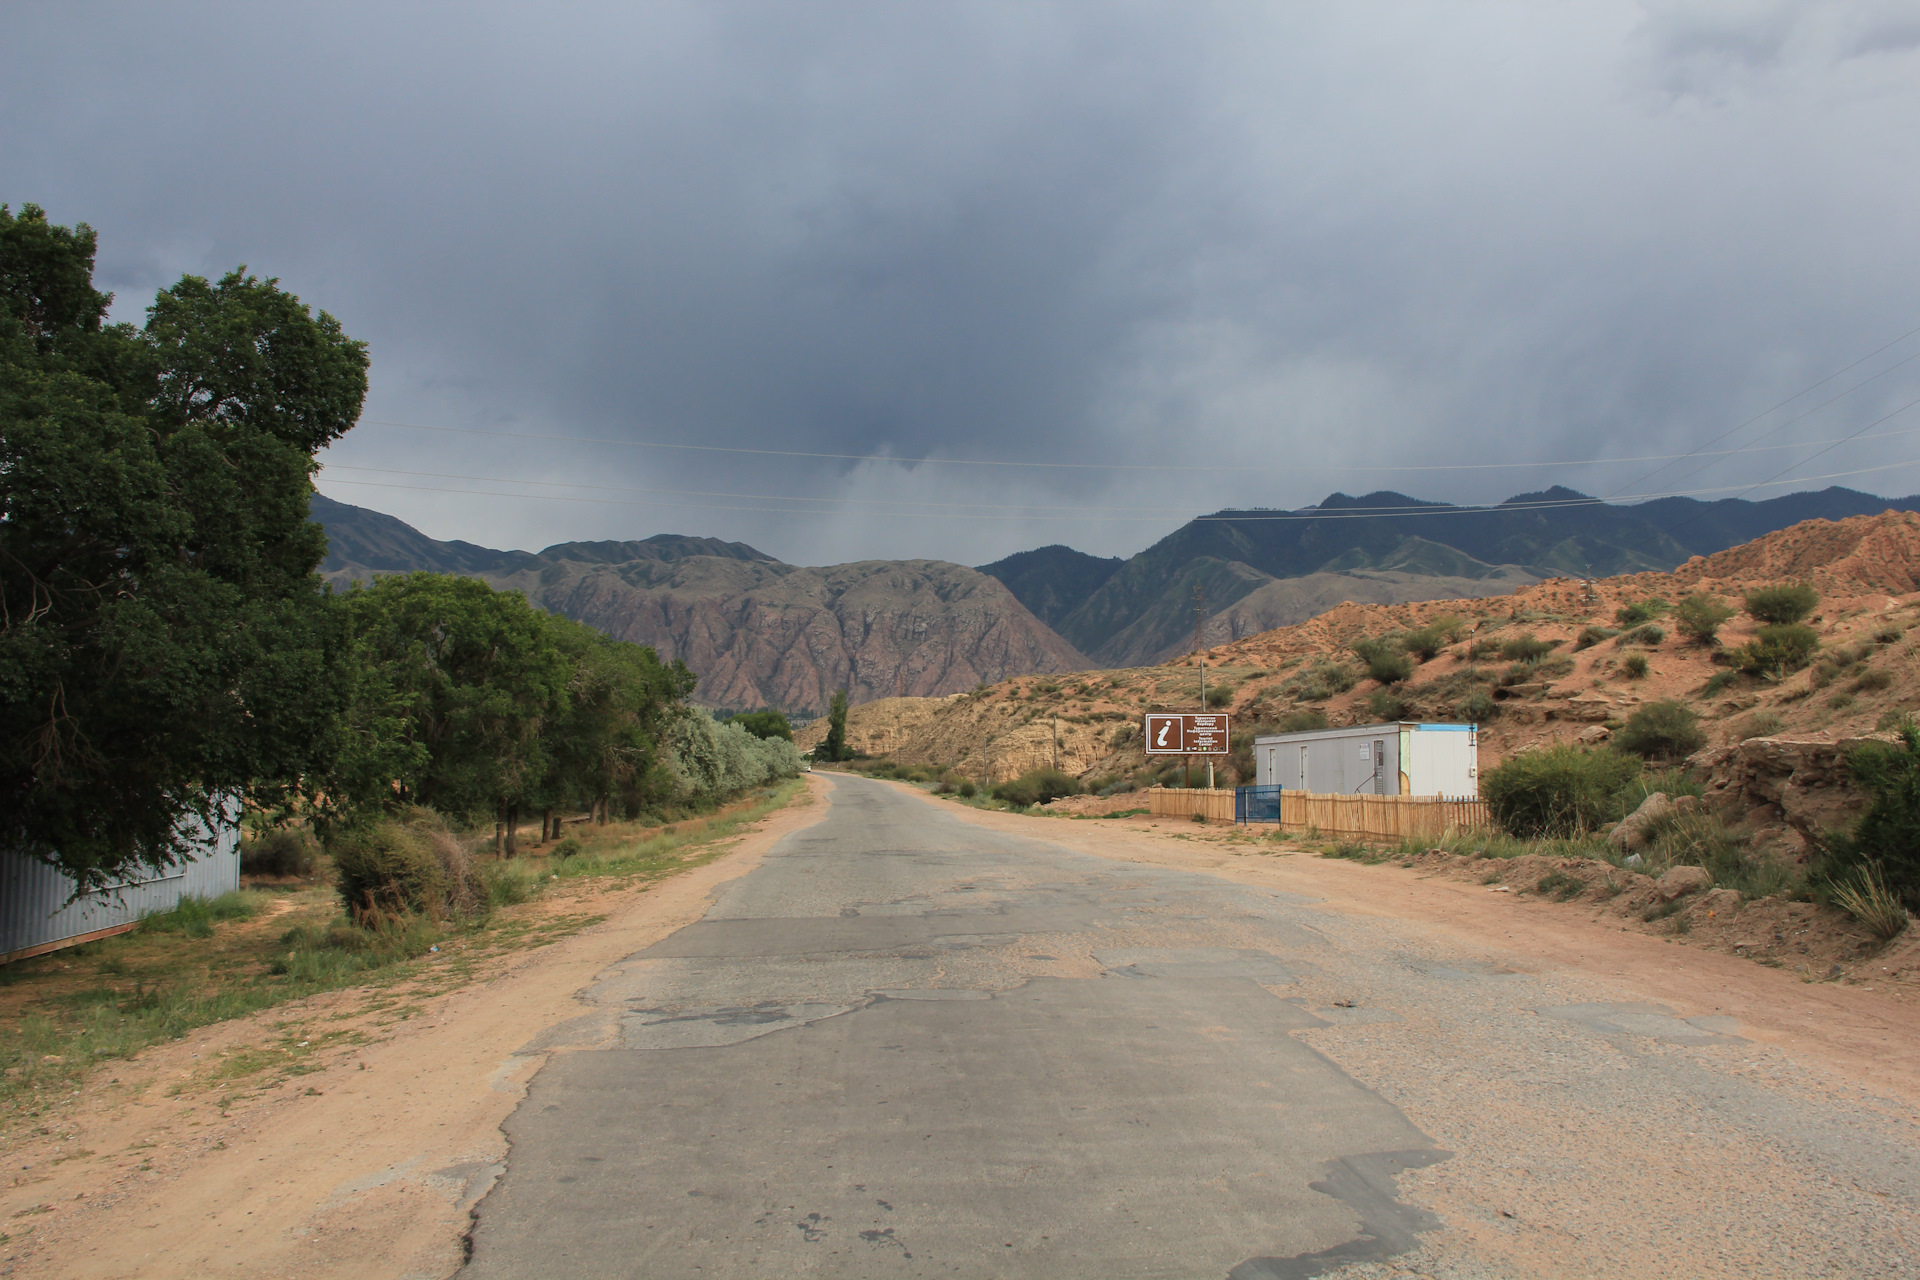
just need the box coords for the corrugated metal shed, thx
[1,804,241,963]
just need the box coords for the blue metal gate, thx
[1235,784,1282,824]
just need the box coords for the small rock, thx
[1655,865,1713,901]
[1609,792,1673,852]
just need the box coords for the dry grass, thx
[1829,863,1912,942]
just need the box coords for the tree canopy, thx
[1,204,368,886]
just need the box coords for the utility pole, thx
[1192,584,1207,663]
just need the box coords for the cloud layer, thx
[7,1,1919,564]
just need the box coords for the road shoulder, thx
[3,775,834,1280]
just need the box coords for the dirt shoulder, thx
[0,776,832,1280]
[913,785,1920,1107]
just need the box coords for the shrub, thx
[1613,700,1705,761]
[1852,668,1893,693]
[1732,623,1820,679]
[1401,616,1464,661]
[1701,670,1741,697]
[1288,660,1357,701]
[1614,599,1669,626]
[992,768,1082,807]
[957,780,977,798]
[1483,745,1642,839]
[550,836,584,860]
[327,808,484,923]
[241,828,317,878]
[1275,708,1329,733]
[1352,638,1414,686]
[1745,583,1819,625]
[1500,633,1555,662]
[1574,626,1619,652]
[1204,684,1233,708]
[1832,720,1920,911]
[1617,624,1665,646]
[1740,710,1784,738]
[1456,688,1497,722]
[1674,594,1736,646]
[1620,653,1649,679]
[1367,689,1409,720]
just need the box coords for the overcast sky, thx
[7,2,1920,565]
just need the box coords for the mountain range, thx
[313,485,1919,711]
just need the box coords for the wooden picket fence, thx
[1149,787,1491,841]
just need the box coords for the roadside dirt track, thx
[0,779,830,1280]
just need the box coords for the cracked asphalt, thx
[462,775,1920,1279]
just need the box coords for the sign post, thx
[1144,713,1230,788]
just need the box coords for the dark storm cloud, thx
[5,2,1919,564]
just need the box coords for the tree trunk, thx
[542,808,555,843]
[494,819,503,856]
[505,804,519,857]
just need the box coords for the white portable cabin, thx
[1252,722,1479,798]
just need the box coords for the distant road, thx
[464,776,1917,1279]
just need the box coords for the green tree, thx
[823,689,850,761]
[332,574,570,850]
[1,205,366,887]
[546,613,694,822]
[1820,719,1920,912]
[729,709,793,742]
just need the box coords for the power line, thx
[1607,322,1920,498]
[355,411,1920,477]
[318,453,1920,524]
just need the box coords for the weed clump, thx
[1744,583,1819,625]
[1574,626,1619,652]
[326,808,484,923]
[1613,700,1706,762]
[1732,623,1820,679]
[1352,637,1413,686]
[1816,719,1920,915]
[241,828,318,878]
[1674,594,1736,646]
[992,768,1081,807]
[1500,633,1556,662]
[1614,599,1670,626]
[1287,661,1356,701]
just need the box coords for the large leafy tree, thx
[332,574,569,836]
[545,612,695,823]
[329,575,694,845]
[0,204,367,887]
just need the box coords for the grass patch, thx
[0,781,807,1118]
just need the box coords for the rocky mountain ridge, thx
[313,495,1087,713]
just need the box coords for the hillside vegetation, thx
[802,510,1920,796]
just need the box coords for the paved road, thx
[464,776,1920,1279]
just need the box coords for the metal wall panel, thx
[0,804,241,960]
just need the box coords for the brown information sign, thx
[1143,712,1230,755]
